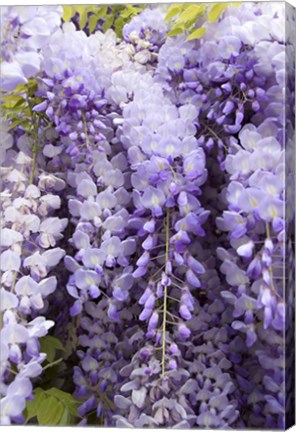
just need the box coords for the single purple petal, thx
[33,100,47,112]
[187,256,205,274]
[133,262,148,277]
[1,250,21,272]
[88,285,101,299]
[113,286,128,301]
[177,323,191,340]
[139,287,152,305]
[0,229,23,247]
[148,311,159,331]
[70,300,83,317]
[143,219,155,233]
[2,324,29,344]
[15,276,39,296]
[136,251,150,267]
[0,289,18,311]
[38,276,57,296]
[72,230,90,250]
[30,293,44,309]
[7,377,32,398]
[108,303,119,320]
[186,269,201,288]
[145,294,156,310]
[246,328,257,347]
[139,307,153,321]
[0,395,26,418]
[179,304,192,320]
[142,235,156,251]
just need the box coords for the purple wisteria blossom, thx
[0,6,62,91]
[0,122,67,424]
[0,2,294,429]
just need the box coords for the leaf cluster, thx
[25,387,80,425]
[1,80,39,133]
[25,335,76,425]
[62,5,145,37]
[165,3,241,40]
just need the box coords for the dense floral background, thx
[0,2,295,428]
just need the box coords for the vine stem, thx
[265,222,276,292]
[169,165,177,181]
[10,271,17,293]
[161,208,170,377]
[200,122,228,152]
[42,357,63,371]
[29,115,40,184]
[81,112,90,146]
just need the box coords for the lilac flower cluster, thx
[0,123,67,424]
[1,6,62,91]
[0,2,294,429]
[122,6,168,65]
[156,3,286,155]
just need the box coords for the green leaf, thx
[58,408,71,425]
[25,388,47,421]
[7,118,28,130]
[114,16,125,37]
[38,396,64,425]
[102,16,113,32]
[11,83,27,94]
[183,18,198,29]
[166,26,184,37]
[165,5,182,21]
[45,388,79,416]
[1,94,23,103]
[2,98,26,111]
[117,5,143,23]
[46,388,76,405]
[26,388,79,425]
[79,9,88,29]
[125,5,142,15]
[62,6,73,22]
[120,9,133,19]
[75,6,88,16]
[186,26,206,41]
[176,4,205,23]
[26,79,38,96]
[39,335,65,363]
[208,3,228,23]
[94,7,108,20]
[12,98,26,109]
[89,14,99,33]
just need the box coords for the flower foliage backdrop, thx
[0,2,295,428]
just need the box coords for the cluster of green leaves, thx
[62,4,145,37]
[165,2,240,40]
[25,387,80,425]
[1,80,40,133]
[1,79,53,183]
[24,335,80,425]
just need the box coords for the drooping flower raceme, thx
[111,55,239,427]
[0,126,67,425]
[217,121,286,428]
[153,4,288,427]
[35,23,150,420]
[0,2,294,429]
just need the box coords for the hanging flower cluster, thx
[0,119,67,425]
[0,2,295,429]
